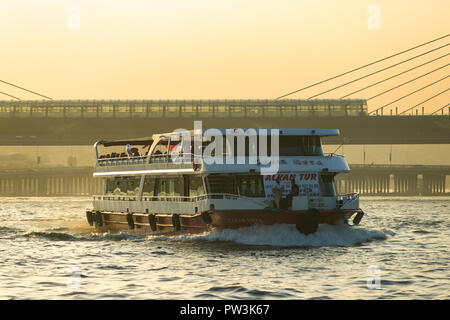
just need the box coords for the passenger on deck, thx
[130,147,139,156]
[272,176,284,209]
[113,182,122,195]
[286,177,300,210]
[240,181,248,196]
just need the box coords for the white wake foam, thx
[161,223,388,247]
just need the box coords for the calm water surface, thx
[0,197,448,299]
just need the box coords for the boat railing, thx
[324,153,344,157]
[93,195,139,201]
[207,193,268,206]
[97,153,202,167]
[93,193,266,204]
[336,193,359,206]
[97,155,149,167]
[148,153,202,164]
[94,194,204,202]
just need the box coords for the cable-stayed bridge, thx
[0,98,448,145]
[0,34,448,145]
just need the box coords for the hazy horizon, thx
[1,144,449,169]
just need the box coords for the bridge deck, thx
[0,99,367,118]
[0,100,449,145]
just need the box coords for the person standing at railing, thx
[287,178,299,210]
[272,176,284,209]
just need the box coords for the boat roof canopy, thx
[98,137,154,147]
[97,128,339,147]
[276,128,339,136]
[153,128,340,137]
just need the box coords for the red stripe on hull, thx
[210,209,358,229]
[95,212,210,235]
[89,209,360,235]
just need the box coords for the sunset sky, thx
[0,0,448,113]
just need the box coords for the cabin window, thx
[188,176,205,197]
[171,177,184,197]
[319,174,336,197]
[206,174,237,194]
[105,176,140,196]
[218,135,324,157]
[105,179,116,195]
[126,178,140,196]
[279,136,323,156]
[236,175,265,197]
[144,175,203,198]
[155,176,184,197]
[142,176,156,196]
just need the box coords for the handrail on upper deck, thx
[93,193,268,205]
[97,155,149,166]
[96,152,205,166]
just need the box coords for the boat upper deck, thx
[93,128,349,176]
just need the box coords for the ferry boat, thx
[86,128,365,235]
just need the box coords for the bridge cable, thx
[430,103,450,115]
[369,76,449,114]
[398,89,449,115]
[0,79,53,100]
[0,91,21,100]
[306,43,448,100]
[366,63,449,101]
[340,53,449,99]
[275,34,449,99]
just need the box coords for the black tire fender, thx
[353,211,365,225]
[201,211,212,225]
[95,211,103,227]
[296,208,319,235]
[86,211,94,226]
[172,214,181,231]
[148,213,157,232]
[126,213,135,230]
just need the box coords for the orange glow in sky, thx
[0,0,448,112]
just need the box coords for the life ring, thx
[126,213,135,230]
[296,208,319,235]
[86,211,94,226]
[95,211,103,227]
[353,211,365,225]
[172,214,181,231]
[201,211,212,225]
[148,213,157,232]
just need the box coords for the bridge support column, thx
[422,174,446,195]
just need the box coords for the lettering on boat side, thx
[264,173,320,199]
[229,217,263,224]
